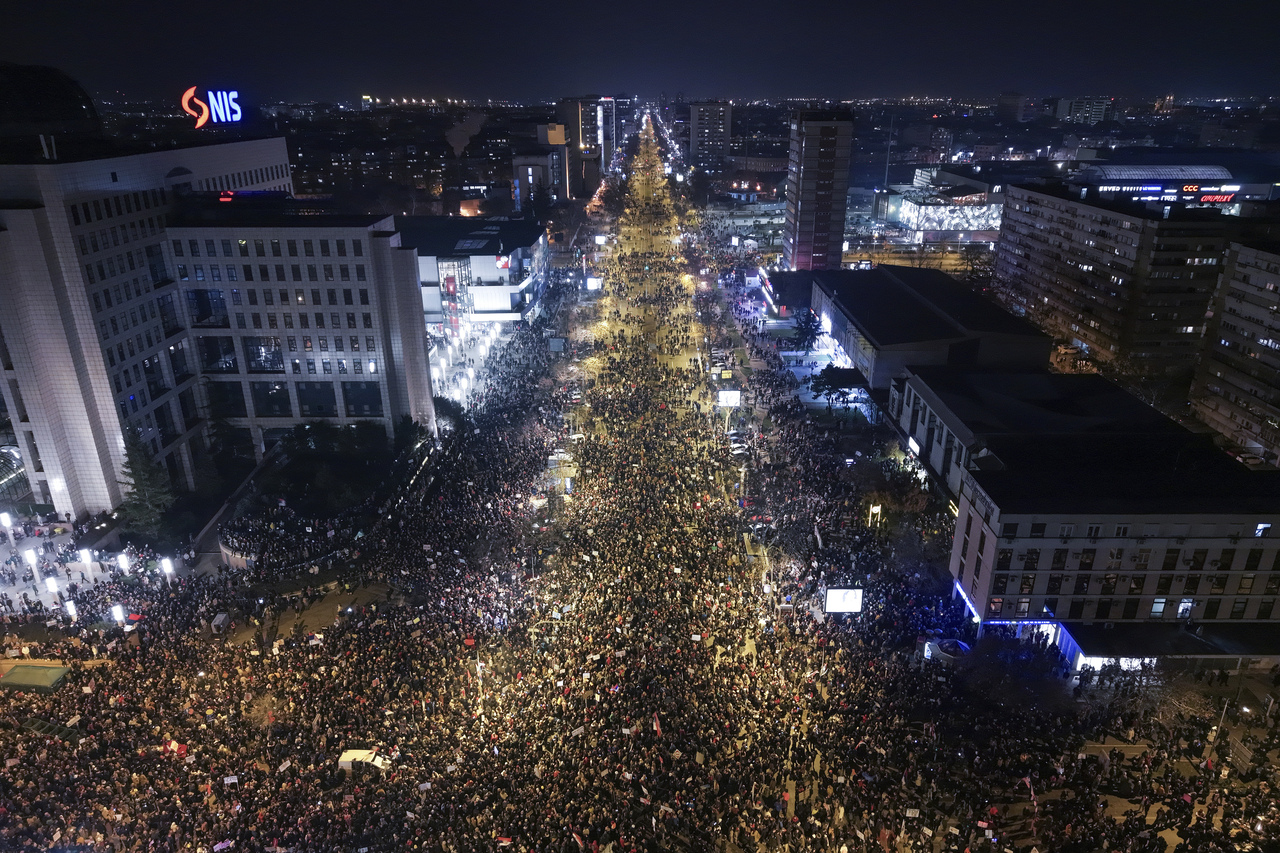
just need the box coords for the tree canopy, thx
[807,364,865,409]
[117,428,176,540]
[792,309,824,352]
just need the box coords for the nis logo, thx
[181,86,242,129]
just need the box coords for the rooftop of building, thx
[970,430,1280,516]
[168,193,388,229]
[906,367,1177,439]
[394,216,545,257]
[1010,182,1232,223]
[935,162,1056,188]
[1076,164,1234,182]
[791,110,854,123]
[800,265,1050,348]
[1234,238,1280,258]
[1064,621,1280,659]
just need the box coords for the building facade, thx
[688,101,732,173]
[164,207,436,461]
[782,111,853,271]
[556,97,601,199]
[1054,98,1114,125]
[396,217,549,333]
[806,266,1050,389]
[1192,241,1280,464]
[954,455,1280,636]
[996,184,1233,372]
[0,138,291,518]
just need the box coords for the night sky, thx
[8,0,1279,103]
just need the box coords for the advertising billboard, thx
[824,588,863,613]
[717,389,741,407]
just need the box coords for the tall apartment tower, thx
[782,110,853,271]
[1192,241,1280,463]
[996,184,1233,374]
[688,101,732,172]
[555,96,601,199]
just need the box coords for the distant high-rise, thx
[995,180,1233,373]
[782,110,853,271]
[556,96,601,198]
[996,92,1034,123]
[1054,97,1114,125]
[688,101,732,172]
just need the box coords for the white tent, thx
[338,750,389,771]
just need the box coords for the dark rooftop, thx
[1064,621,1280,659]
[394,216,545,258]
[970,431,1280,515]
[168,194,387,230]
[809,265,1048,348]
[1012,182,1233,223]
[906,367,1176,438]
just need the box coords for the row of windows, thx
[98,309,160,345]
[991,571,1280,596]
[289,358,376,375]
[77,217,162,256]
[239,312,372,330]
[177,264,367,284]
[68,188,166,227]
[230,287,368,306]
[173,236,362,259]
[193,164,287,193]
[206,380,382,419]
[196,334,376,375]
[988,596,1275,621]
[992,545,1280,574]
[91,277,153,314]
[998,520,1274,540]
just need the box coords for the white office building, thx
[0,137,291,518]
[164,204,436,459]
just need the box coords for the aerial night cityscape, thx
[3,2,1280,852]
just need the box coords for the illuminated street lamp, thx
[80,549,93,570]
[0,512,14,557]
[23,548,41,583]
[65,601,77,621]
[161,558,174,586]
[45,577,58,594]
[117,554,129,571]
[111,604,125,624]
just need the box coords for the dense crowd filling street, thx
[1,120,1277,853]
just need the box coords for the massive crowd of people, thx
[0,123,1276,853]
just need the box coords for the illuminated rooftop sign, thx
[181,86,242,129]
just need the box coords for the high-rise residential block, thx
[688,101,732,172]
[996,183,1233,373]
[782,110,853,271]
[1192,241,1280,464]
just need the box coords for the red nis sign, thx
[181,87,242,128]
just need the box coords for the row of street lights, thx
[1,510,175,623]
